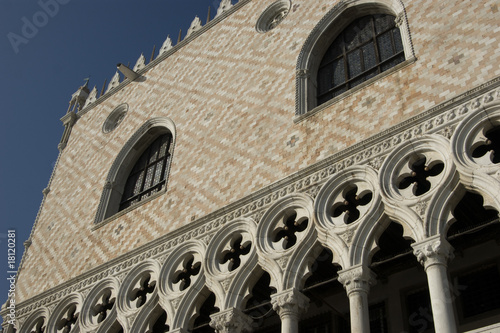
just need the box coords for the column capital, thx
[209,308,253,333]
[270,288,309,320]
[337,265,376,296]
[412,236,454,270]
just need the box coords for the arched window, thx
[94,117,176,225]
[119,133,172,211]
[295,0,415,116]
[317,14,404,106]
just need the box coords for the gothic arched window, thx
[94,117,176,224]
[317,14,405,106]
[119,133,172,211]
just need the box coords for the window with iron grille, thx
[119,134,172,211]
[406,287,434,333]
[369,302,388,333]
[299,313,332,333]
[457,264,500,319]
[317,14,405,106]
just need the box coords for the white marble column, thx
[270,288,309,333]
[209,307,253,333]
[413,236,457,333]
[338,265,376,333]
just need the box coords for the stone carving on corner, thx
[220,278,231,291]
[337,266,376,295]
[209,308,253,333]
[412,237,454,269]
[340,229,354,245]
[414,200,429,219]
[186,16,202,37]
[271,288,309,318]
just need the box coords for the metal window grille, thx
[119,134,172,211]
[317,14,405,106]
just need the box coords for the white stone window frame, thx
[93,117,176,227]
[294,0,416,119]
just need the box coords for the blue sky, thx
[0,0,236,324]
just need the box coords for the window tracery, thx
[317,14,405,106]
[119,134,172,211]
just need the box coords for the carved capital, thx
[271,288,309,320]
[337,266,376,296]
[412,236,454,270]
[394,12,404,27]
[209,308,253,333]
[296,69,310,79]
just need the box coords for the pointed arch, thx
[295,0,415,115]
[94,117,176,224]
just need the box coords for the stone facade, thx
[2,0,500,332]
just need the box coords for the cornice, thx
[6,76,500,321]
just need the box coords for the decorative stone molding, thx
[186,16,202,37]
[79,278,119,331]
[106,71,121,93]
[159,35,173,55]
[133,54,146,72]
[7,80,500,328]
[216,0,233,18]
[83,86,98,109]
[255,0,291,33]
[209,307,253,333]
[337,265,376,296]
[158,240,205,298]
[102,103,128,134]
[412,236,454,270]
[270,288,309,319]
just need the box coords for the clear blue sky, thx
[0,0,236,324]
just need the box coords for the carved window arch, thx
[94,117,176,225]
[295,0,415,117]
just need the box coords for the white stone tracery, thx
[11,85,500,333]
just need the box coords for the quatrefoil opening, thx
[56,304,79,333]
[91,289,115,324]
[172,255,201,291]
[130,274,156,308]
[471,126,500,164]
[331,185,373,224]
[397,156,444,196]
[272,210,309,250]
[220,235,252,272]
[29,318,46,333]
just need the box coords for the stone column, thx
[270,288,309,333]
[412,236,457,333]
[168,329,188,333]
[338,265,376,333]
[209,307,253,333]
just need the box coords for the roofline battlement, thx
[74,0,251,119]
